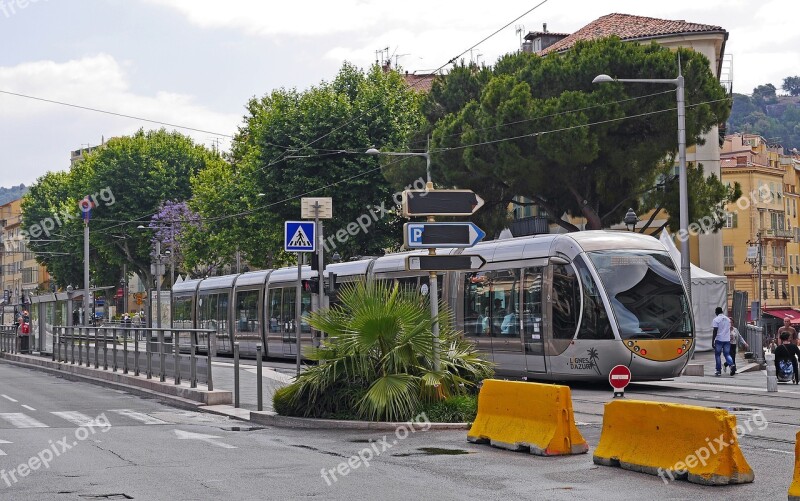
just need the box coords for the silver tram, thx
[171,231,694,381]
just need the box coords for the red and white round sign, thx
[608,364,632,390]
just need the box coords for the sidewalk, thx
[209,359,293,412]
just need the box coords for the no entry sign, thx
[609,365,632,397]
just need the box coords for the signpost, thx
[301,197,332,312]
[285,221,316,376]
[404,222,486,249]
[608,364,632,398]
[407,255,486,271]
[400,187,485,372]
[401,190,484,217]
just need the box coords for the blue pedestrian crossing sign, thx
[285,221,316,252]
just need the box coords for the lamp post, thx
[593,70,690,296]
[365,143,442,371]
[623,208,639,232]
[138,225,170,329]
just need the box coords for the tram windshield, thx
[587,250,692,340]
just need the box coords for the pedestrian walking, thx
[777,317,798,347]
[726,323,749,370]
[712,307,735,376]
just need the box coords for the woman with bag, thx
[774,331,800,384]
[726,324,749,371]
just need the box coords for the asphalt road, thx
[0,360,796,500]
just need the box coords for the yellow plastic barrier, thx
[593,400,754,486]
[790,431,800,501]
[466,379,588,456]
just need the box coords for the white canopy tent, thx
[659,231,728,352]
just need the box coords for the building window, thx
[723,212,737,228]
[723,245,734,269]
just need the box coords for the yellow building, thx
[0,197,52,324]
[720,133,796,329]
[785,153,800,309]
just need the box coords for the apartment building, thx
[720,133,798,329]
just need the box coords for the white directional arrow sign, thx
[174,429,236,449]
[404,222,486,249]
[406,254,486,271]
[0,439,12,456]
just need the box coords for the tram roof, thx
[173,277,203,294]
[267,265,316,283]
[233,270,271,288]
[198,275,237,292]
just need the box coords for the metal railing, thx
[51,325,216,390]
[744,324,765,368]
[1,325,17,353]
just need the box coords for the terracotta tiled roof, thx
[403,73,436,93]
[539,13,726,55]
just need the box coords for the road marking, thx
[174,429,236,449]
[21,405,36,411]
[0,439,11,456]
[1,394,18,403]
[0,413,48,428]
[110,409,168,425]
[51,411,100,427]
[766,448,793,455]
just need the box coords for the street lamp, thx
[365,143,442,371]
[623,208,639,232]
[366,145,432,185]
[593,69,691,296]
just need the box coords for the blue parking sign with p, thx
[285,221,316,252]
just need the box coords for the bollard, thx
[134,327,140,376]
[112,327,118,372]
[765,352,778,392]
[158,330,165,383]
[174,330,181,385]
[233,342,240,408]
[146,329,152,379]
[190,332,197,389]
[207,332,215,392]
[94,327,100,369]
[123,327,128,374]
[256,344,263,412]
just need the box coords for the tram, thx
[171,231,694,381]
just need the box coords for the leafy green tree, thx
[192,62,426,266]
[752,83,778,108]
[784,76,800,97]
[394,38,731,235]
[273,280,493,421]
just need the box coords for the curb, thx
[249,410,470,430]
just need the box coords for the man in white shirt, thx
[712,306,735,376]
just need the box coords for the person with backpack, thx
[712,307,735,376]
[774,331,800,384]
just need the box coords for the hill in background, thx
[728,85,800,151]
[0,184,29,205]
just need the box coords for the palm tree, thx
[273,280,494,421]
[587,347,601,375]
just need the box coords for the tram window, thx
[282,287,296,334]
[236,290,259,333]
[268,289,282,333]
[173,296,193,329]
[217,293,229,332]
[199,294,218,331]
[464,272,491,337]
[396,277,419,291]
[490,270,519,337]
[552,264,579,340]
[574,257,614,340]
[522,267,543,341]
[300,291,312,333]
[420,274,444,303]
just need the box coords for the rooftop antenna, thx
[515,24,525,46]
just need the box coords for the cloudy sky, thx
[0,0,796,188]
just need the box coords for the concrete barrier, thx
[593,400,754,485]
[790,431,800,501]
[466,379,588,456]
